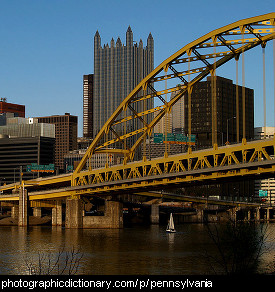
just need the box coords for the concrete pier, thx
[229,207,237,221]
[33,207,42,218]
[255,207,260,221]
[18,188,28,227]
[197,208,204,223]
[52,200,62,226]
[150,204,159,224]
[65,196,83,229]
[83,200,123,229]
[1,188,275,227]
[11,205,19,220]
[65,197,123,229]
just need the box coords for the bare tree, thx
[204,220,269,274]
[24,247,83,275]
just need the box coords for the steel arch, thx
[74,13,275,178]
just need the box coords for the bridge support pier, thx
[18,188,28,227]
[65,197,123,229]
[150,204,159,224]
[255,208,260,221]
[196,209,205,223]
[83,200,123,229]
[229,207,237,221]
[11,205,19,220]
[33,207,42,218]
[65,196,83,229]
[52,200,62,226]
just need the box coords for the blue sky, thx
[0,0,274,136]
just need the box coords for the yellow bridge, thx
[0,13,275,227]
[1,137,275,201]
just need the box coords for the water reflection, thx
[0,224,273,275]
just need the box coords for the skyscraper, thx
[92,26,154,138]
[83,74,93,138]
[36,113,78,171]
[184,76,254,148]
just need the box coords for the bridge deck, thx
[0,138,274,202]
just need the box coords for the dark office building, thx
[0,136,55,185]
[183,76,254,200]
[36,113,78,171]
[184,76,254,149]
[83,74,94,138]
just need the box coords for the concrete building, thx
[254,127,275,205]
[153,112,172,135]
[0,117,55,138]
[0,113,16,126]
[254,126,275,140]
[92,27,154,138]
[142,139,186,160]
[36,113,78,171]
[171,91,185,134]
[153,91,184,135]
[64,149,124,171]
[0,117,55,184]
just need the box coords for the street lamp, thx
[226,116,236,144]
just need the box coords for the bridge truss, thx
[1,13,275,202]
[73,13,275,188]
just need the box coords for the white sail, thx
[166,213,176,232]
[169,213,175,230]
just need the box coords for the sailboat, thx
[166,213,176,233]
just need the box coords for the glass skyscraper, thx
[92,26,154,138]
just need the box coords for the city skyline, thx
[0,1,274,136]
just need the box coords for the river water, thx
[0,223,274,275]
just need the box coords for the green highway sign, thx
[153,133,164,144]
[154,133,196,145]
[259,190,268,197]
[26,163,55,173]
[175,134,187,143]
[165,133,175,142]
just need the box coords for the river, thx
[0,223,274,275]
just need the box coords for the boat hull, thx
[166,229,176,233]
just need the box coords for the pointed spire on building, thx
[126,26,133,47]
[147,32,153,42]
[147,32,154,50]
[139,39,143,48]
[94,30,101,49]
[95,30,100,38]
[116,37,122,47]
[110,38,115,48]
[127,25,132,33]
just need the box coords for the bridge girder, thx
[73,13,275,183]
[0,137,271,201]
